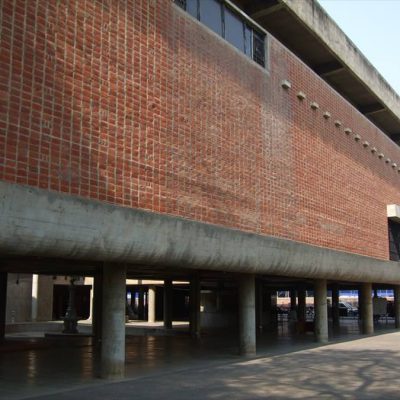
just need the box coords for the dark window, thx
[174,0,265,67]
[199,0,222,36]
[389,220,400,261]
[253,30,265,67]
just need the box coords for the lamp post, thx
[63,276,79,334]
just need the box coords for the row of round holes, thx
[280,80,400,173]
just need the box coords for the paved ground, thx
[1,319,399,400]
[26,332,400,400]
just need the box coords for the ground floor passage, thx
[0,318,398,400]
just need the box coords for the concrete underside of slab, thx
[1,181,400,283]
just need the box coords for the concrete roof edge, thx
[280,0,400,122]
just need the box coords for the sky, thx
[318,0,400,96]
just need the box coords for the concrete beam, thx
[250,3,283,19]
[1,182,400,284]
[313,61,344,77]
[359,103,386,116]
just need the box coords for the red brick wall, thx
[1,0,400,260]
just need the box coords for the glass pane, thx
[199,0,222,36]
[187,0,197,18]
[244,25,252,57]
[225,8,244,52]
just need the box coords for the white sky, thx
[318,0,400,96]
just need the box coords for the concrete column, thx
[394,285,400,329]
[297,287,306,323]
[290,289,297,310]
[360,282,373,334]
[238,274,256,356]
[331,284,340,330]
[0,272,7,340]
[314,279,328,343]
[92,273,103,343]
[148,285,156,323]
[101,263,126,379]
[255,280,263,330]
[31,274,39,322]
[163,279,173,329]
[189,275,201,339]
[87,277,94,321]
[36,275,53,321]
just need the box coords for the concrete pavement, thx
[17,331,400,400]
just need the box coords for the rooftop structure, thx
[233,0,400,142]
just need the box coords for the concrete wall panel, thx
[1,182,400,284]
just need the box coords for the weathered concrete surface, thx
[101,263,126,379]
[147,286,156,324]
[238,274,256,356]
[189,275,201,339]
[281,0,400,124]
[361,283,374,335]
[0,272,6,339]
[314,279,328,343]
[395,285,400,329]
[6,274,32,323]
[163,279,173,329]
[1,182,400,283]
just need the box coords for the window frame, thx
[174,0,267,68]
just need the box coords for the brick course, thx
[1,0,399,260]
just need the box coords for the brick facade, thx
[1,0,399,260]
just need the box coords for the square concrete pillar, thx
[101,263,126,379]
[147,285,156,323]
[360,282,373,335]
[290,289,297,311]
[238,274,256,356]
[0,272,7,340]
[255,280,264,331]
[297,287,306,323]
[314,279,328,343]
[394,285,400,329]
[331,283,340,331]
[189,274,201,339]
[92,273,103,344]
